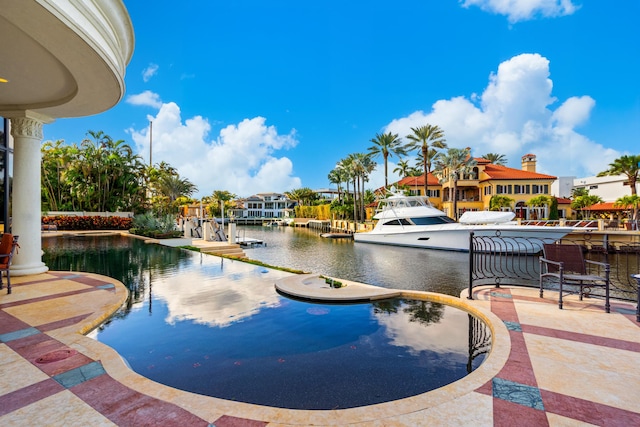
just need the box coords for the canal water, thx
[236,225,470,297]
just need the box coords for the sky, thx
[44,0,640,198]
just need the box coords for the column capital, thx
[10,116,45,140]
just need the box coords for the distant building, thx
[571,174,637,202]
[229,193,295,219]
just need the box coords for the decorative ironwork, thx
[468,232,640,303]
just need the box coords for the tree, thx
[327,169,343,203]
[571,187,589,199]
[614,194,640,224]
[285,188,317,207]
[405,125,447,196]
[42,131,146,213]
[208,190,237,217]
[482,153,508,165]
[433,148,476,220]
[571,194,604,219]
[393,160,415,179]
[527,195,553,219]
[597,154,640,196]
[146,161,197,215]
[368,132,405,189]
[489,195,514,211]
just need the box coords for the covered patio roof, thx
[0,0,134,119]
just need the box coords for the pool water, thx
[42,235,491,409]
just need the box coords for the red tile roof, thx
[396,173,440,187]
[580,202,627,211]
[481,164,556,181]
[556,197,572,204]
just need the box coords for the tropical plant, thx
[130,212,182,238]
[570,187,589,199]
[489,195,514,211]
[393,159,414,178]
[347,153,376,223]
[571,194,604,219]
[481,153,508,165]
[327,169,343,202]
[146,165,197,216]
[285,187,317,207]
[368,132,405,189]
[597,154,640,196]
[432,148,476,219]
[206,190,237,218]
[614,194,640,223]
[41,131,146,213]
[405,125,447,196]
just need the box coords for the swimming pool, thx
[42,234,491,409]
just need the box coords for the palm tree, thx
[597,154,640,196]
[571,194,604,219]
[346,153,376,223]
[489,195,514,211]
[285,188,316,206]
[571,187,589,199]
[433,148,476,220]
[393,160,414,178]
[368,132,405,189]
[527,195,553,219]
[209,190,237,219]
[482,153,508,165]
[405,125,447,196]
[327,169,343,202]
[614,194,640,226]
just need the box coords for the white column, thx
[10,115,49,276]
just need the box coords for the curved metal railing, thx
[468,232,640,302]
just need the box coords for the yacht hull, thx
[353,225,573,253]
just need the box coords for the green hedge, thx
[41,215,133,230]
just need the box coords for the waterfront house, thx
[390,154,558,220]
[229,193,295,220]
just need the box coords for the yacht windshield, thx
[410,216,457,225]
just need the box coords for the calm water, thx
[237,225,470,296]
[41,234,489,409]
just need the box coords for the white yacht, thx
[353,194,574,252]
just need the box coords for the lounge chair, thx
[539,243,610,313]
[0,234,20,294]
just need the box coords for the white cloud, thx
[142,63,159,82]
[126,90,163,109]
[384,53,619,179]
[460,0,580,23]
[129,103,301,198]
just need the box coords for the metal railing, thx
[468,232,640,302]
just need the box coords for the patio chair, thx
[539,243,610,313]
[0,234,20,294]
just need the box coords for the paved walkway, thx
[1,271,640,426]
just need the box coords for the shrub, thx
[41,215,133,230]
[130,212,182,238]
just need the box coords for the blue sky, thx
[44,0,639,198]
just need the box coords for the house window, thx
[496,185,512,194]
[514,184,530,194]
[532,184,549,194]
[427,189,440,197]
[484,186,492,195]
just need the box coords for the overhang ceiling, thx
[0,0,134,119]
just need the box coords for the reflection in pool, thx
[43,235,491,409]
